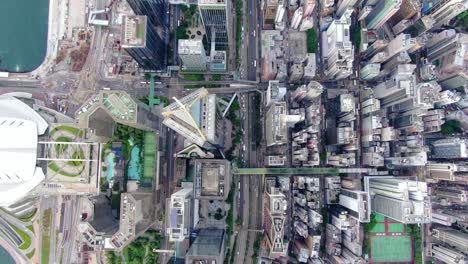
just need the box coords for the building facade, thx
[198,0,230,49]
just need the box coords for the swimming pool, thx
[106,153,115,181]
[128,146,141,181]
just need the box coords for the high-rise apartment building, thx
[321,10,355,80]
[198,0,230,49]
[264,187,288,258]
[369,34,416,64]
[427,162,459,182]
[365,0,402,30]
[291,7,304,29]
[291,81,324,102]
[121,15,167,71]
[303,0,316,16]
[424,0,468,28]
[266,102,304,146]
[360,63,380,80]
[390,81,441,113]
[362,39,388,59]
[436,187,468,204]
[431,138,468,159]
[427,31,468,85]
[266,80,287,106]
[430,244,467,264]
[336,0,358,17]
[339,189,371,222]
[432,228,468,253]
[299,17,314,31]
[372,64,417,108]
[264,0,280,29]
[178,39,207,71]
[364,176,432,224]
[388,0,421,25]
[166,185,194,242]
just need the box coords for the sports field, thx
[370,235,412,262]
[369,223,385,233]
[368,214,412,263]
[388,223,405,233]
[141,132,158,187]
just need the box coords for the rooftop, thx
[0,94,48,206]
[194,159,230,200]
[178,39,205,55]
[186,229,225,258]
[121,15,147,48]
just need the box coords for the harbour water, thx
[0,245,15,264]
[0,0,49,72]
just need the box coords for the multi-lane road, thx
[239,0,261,81]
[234,92,264,264]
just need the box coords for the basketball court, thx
[368,214,413,263]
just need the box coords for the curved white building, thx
[0,94,48,207]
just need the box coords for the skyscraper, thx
[178,39,207,71]
[321,10,355,80]
[162,88,224,148]
[365,0,402,30]
[185,229,226,264]
[364,176,432,224]
[372,64,417,108]
[427,31,468,87]
[127,0,169,29]
[121,15,167,71]
[369,34,416,64]
[125,0,169,71]
[166,184,193,242]
[198,0,230,49]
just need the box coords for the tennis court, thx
[388,223,405,233]
[374,214,385,222]
[369,223,386,233]
[141,132,158,187]
[370,235,412,263]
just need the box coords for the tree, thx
[176,26,189,40]
[351,25,361,50]
[441,120,462,134]
[179,4,189,12]
[306,29,318,53]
